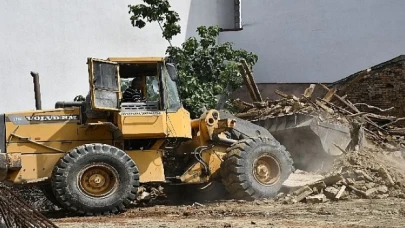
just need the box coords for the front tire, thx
[51,143,140,215]
[38,183,62,208]
[220,137,294,200]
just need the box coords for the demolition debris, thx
[233,81,405,148]
[232,74,405,203]
[276,146,405,204]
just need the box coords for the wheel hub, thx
[89,173,106,186]
[253,155,281,186]
[78,164,119,198]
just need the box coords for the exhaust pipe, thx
[30,71,42,110]
[55,101,84,109]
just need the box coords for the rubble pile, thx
[233,86,333,120]
[136,185,167,206]
[276,147,405,204]
[232,77,405,203]
[233,83,405,149]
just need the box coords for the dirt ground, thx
[6,137,405,228]
[50,198,405,228]
[46,148,405,228]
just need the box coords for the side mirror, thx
[166,63,178,81]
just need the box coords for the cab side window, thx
[146,75,160,102]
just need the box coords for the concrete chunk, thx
[139,191,151,201]
[309,181,327,189]
[293,186,312,196]
[322,174,344,186]
[377,185,388,193]
[347,185,367,198]
[294,186,314,202]
[365,187,379,197]
[354,170,374,182]
[309,181,327,193]
[324,186,339,199]
[364,185,388,197]
[335,185,347,199]
[378,167,395,186]
[305,194,326,203]
[365,182,376,189]
[376,194,389,199]
[346,178,355,185]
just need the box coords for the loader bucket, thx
[252,113,353,171]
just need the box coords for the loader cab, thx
[87,57,191,139]
[87,57,181,112]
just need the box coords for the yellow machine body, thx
[0,57,234,186]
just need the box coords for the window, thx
[146,75,160,102]
[219,0,242,32]
[162,65,181,112]
[88,58,120,110]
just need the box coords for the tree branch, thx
[158,21,173,47]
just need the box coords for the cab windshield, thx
[162,63,181,112]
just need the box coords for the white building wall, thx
[218,0,405,83]
[4,0,404,112]
[0,0,225,113]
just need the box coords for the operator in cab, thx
[122,77,146,102]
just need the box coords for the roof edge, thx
[331,54,405,86]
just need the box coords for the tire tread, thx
[221,136,294,200]
[51,143,140,216]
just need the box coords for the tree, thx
[128,0,258,118]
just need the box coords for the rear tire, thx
[51,143,140,215]
[220,137,294,200]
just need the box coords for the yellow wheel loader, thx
[0,57,294,215]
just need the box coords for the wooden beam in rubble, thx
[238,59,263,102]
